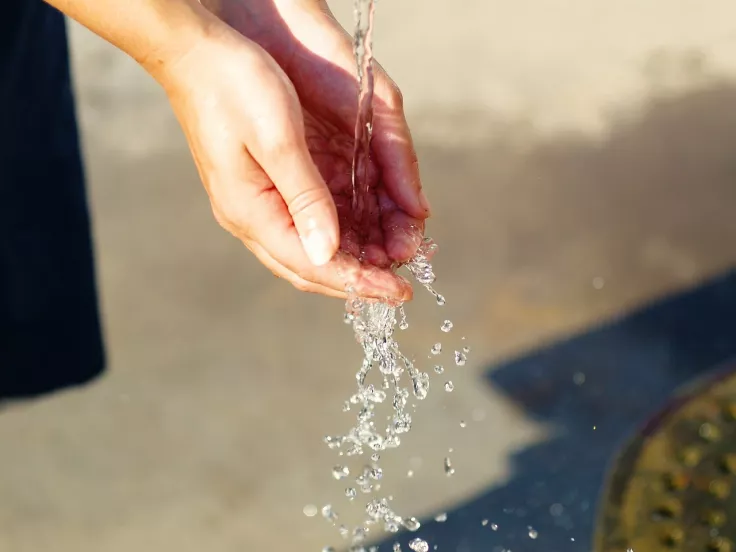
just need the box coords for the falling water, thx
[351,0,376,236]
[314,1,469,550]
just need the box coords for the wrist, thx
[135,2,228,86]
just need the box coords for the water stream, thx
[316,1,464,550]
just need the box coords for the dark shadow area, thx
[381,272,736,552]
[374,77,736,551]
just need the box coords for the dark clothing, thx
[0,0,105,398]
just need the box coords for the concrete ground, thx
[2,1,736,550]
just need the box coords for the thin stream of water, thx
[316,1,461,550]
[351,0,376,237]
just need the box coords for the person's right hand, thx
[159,24,414,302]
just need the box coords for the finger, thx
[378,188,425,262]
[244,79,340,268]
[246,240,347,299]
[234,173,412,302]
[370,68,431,220]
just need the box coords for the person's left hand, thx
[203,0,432,299]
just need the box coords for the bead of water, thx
[403,517,421,531]
[333,466,350,480]
[443,457,455,476]
[409,538,429,552]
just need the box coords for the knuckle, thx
[263,133,297,159]
[287,187,332,218]
[212,200,251,238]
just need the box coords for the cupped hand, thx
[165,4,430,302]
[215,0,433,256]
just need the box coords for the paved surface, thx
[2,1,736,551]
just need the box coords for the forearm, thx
[44,0,221,82]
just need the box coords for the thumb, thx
[251,134,339,267]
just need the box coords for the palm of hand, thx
[303,108,416,270]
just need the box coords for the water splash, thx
[317,0,472,548]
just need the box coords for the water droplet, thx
[431,343,442,355]
[550,503,564,516]
[393,388,409,410]
[371,453,380,462]
[434,364,444,374]
[436,294,446,306]
[491,523,498,531]
[366,499,389,519]
[444,381,454,392]
[345,487,356,500]
[435,512,448,522]
[342,401,351,412]
[393,544,402,552]
[338,525,349,539]
[454,351,467,366]
[353,526,369,542]
[403,517,421,531]
[528,526,538,539]
[481,519,489,526]
[412,372,430,400]
[323,547,336,552]
[324,436,343,449]
[398,305,408,330]
[444,457,455,476]
[369,467,383,480]
[303,504,317,517]
[459,420,467,428]
[573,372,586,385]
[407,469,414,478]
[462,346,470,354]
[332,465,350,480]
[322,505,339,523]
[386,520,400,533]
[441,320,453,332]
[409,538,429,552]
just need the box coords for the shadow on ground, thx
[378,80,736,551]
[385,270,736,552]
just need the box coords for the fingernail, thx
[418,189,432,214]
[301,226,336,267]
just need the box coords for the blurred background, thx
[2,0,736,550]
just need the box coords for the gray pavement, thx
[1,1,736,550]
